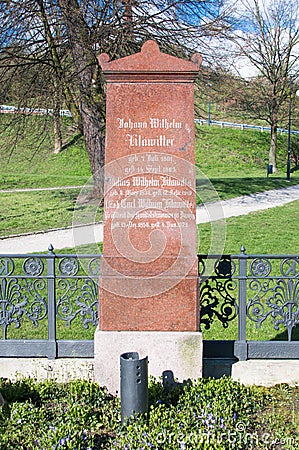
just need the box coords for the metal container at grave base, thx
[120,352,148,423]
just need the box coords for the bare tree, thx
[228,0,299,172]
[0,0,232,198]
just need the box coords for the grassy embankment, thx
[0,115,90,236]
[1,116,298,254]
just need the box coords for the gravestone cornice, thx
[98,40,202,82]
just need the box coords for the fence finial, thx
[48,244,55,254]
[240,245,246,254]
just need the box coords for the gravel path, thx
[196,184,299,223]
[1,184,298,254]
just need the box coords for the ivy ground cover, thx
[0,376,298,449]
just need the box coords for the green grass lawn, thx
[0,189,103,237]
[0,189,81,237]
[197,200,299,255]
[207,175,299,199]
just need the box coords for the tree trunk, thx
[53,115,62,154]
[269,122,278,172]
[53,78,62,154]
[58,0,106,200]
[81,103,106,201]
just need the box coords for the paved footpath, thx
[1,184,298,254]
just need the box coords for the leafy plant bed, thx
[0,377,298,449]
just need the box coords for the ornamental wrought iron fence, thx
[199,247,299,360]
[0,246,298,360]
[0,245,100,359]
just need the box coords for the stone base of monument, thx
[94,330,202,394]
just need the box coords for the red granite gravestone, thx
[98,40,201,331]
[95,41,202,392]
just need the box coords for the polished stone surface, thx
[98,41,201,331]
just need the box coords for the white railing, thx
[0,104,72,117]
[195,119,299,135]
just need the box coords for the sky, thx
[203,0,299,79]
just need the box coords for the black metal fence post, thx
[47,244,57,359]
[235,246,248,360]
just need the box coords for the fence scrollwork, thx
[23,257,44,277]
[250,258,272,277]
[58,257,79,276]
[199,256,238,330]
[199,278,238,330]
[247,278,299,341]
[199,252,299,343]
[56,278,98,328]
[0,276,47,338]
